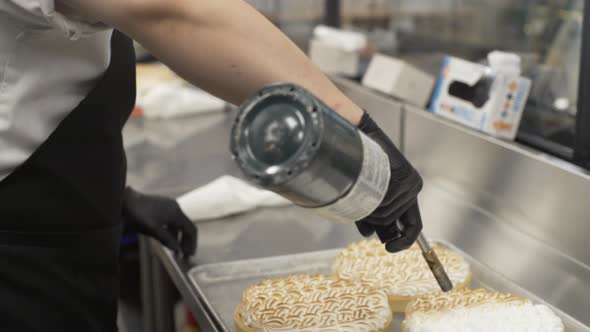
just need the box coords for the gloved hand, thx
[355,111,423,253]
[122,187,197,257]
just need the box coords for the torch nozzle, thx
[417,233,453,292]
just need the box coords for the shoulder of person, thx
[1,0,107,40]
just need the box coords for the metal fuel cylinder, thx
[230,83,389,221]
[231,83,453,292]
[230,84,362,207]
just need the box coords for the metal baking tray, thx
[188,240,589,332]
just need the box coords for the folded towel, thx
[135,63,227,119]
[177,175,290,222]
[138,83,227,119]
[313,25,367,52]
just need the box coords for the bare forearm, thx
[59,0,363,124]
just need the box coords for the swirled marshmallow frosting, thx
[332,239,471,297]
[403,288,564,332]
[237,274,392,332]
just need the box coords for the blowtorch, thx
[230,83,453,292]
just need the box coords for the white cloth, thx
[138,83,227,119]
[177,175,291,222]
[135,63,228,119]
[0,1,110,180]
[313,25,367,52]
[488,50,522,77]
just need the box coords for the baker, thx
[0,1,423,330]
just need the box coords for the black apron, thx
[0,31,135,331]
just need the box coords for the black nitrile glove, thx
[356,111,423,253]
[122,187,197,257]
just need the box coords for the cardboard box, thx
[309,39,361,77]
[362,54,435,107]
[430,56,532,140]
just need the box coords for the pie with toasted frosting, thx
[235,274,393,332]
[332,239,472,312]
[403,288,564,332]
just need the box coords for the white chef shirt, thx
[0,1,113,180]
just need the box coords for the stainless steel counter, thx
[125,81,590,332]
[124,110,239,197]
[148,206,367,332]
[147,189,590,331]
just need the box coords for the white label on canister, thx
[312,132,391,223]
